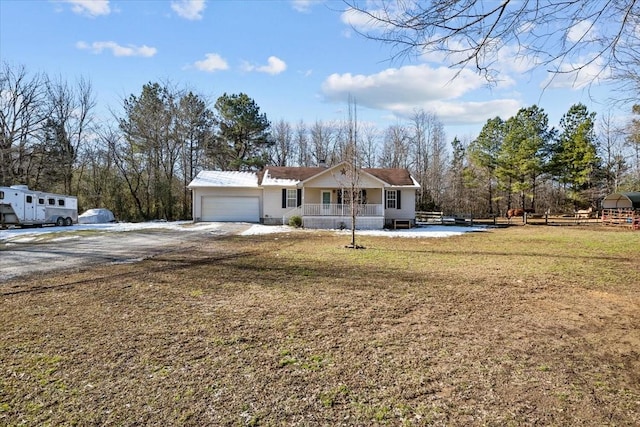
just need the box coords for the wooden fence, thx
[416,211,616,227]
[601,208,640,230]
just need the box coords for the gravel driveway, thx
[0,223,249,282]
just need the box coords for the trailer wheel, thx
[56,217,65,227]
[64,217,72,226]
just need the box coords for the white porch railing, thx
[302,203,383,217]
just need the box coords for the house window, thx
[286,189,297,208]
[282,188,301,209]
[386,190,397,209]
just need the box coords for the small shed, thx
[601,192,640,229]
[601,192,640,210]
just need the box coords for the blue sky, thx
[0,0,621,141]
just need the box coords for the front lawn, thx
[1,226,639,426]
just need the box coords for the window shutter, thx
[297,189,302,207]
[397,190,402,209]
[282,189,287,208]
[337,189,342,205]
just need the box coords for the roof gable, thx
[297,162,371,185]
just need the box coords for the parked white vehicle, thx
[78,208,115,224]
[0,185,78,228]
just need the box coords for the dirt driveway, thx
[0,223,249,282]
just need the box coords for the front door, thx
[322,191,331,206]
[321,191,331,212]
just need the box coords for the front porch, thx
[284,203,385,230]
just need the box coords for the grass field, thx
[1,226,639,426]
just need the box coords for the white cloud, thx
[61,0,110,17]
[76,41,157,57]
[243,56,287,75]
[321,64,520,125]
[341,6,390,33]
[399,99,522,125]
[322,64,485,103]
[567,20,597,43]
[171,0,206,20]
[192,53,229,72]
[291,0,316,13]
[541,57,611,90]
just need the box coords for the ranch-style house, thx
[188,162,420,229]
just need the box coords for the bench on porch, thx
[393,219,412,229]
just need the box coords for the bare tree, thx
[341,96,363,249]
[379,123,410,168]
[359,122,380,167]
[0,63,49,186]
[409,109,448,210]
[310,120,335,166]
[598,111,628,194]
[269,119,294,166]
[294,121,311,167]
[41,76,95,194]
[345,1,639,88]
[77,125,124,216]
[626,105,640,188]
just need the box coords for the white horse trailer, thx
[0,185,78,228]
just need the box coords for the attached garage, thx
[188,171,262,223]
[201,196,260,222]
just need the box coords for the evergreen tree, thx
[498,106,552,211]
[210,93,272,171]
[550,103,600,208]
[468,117,504,215]
[176,91,216,217]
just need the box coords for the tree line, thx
[2,62,639,221]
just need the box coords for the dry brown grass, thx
[1,226,639,426]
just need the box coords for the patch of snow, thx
[240,224,487,238]
[5,236,37,243]
[49,235,81,242]
[241,225,295,235]
[0,221,225,242]
[1,221,487,243]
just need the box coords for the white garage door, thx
[201,196,260,222]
